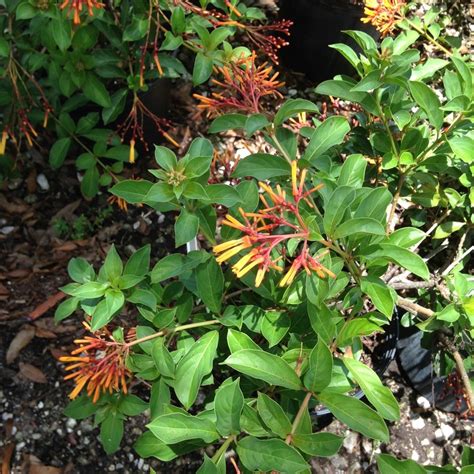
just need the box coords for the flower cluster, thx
[59,323,132,403]
[214,161,335,287]
[60,0,104,25]
[361,0,405,37]
[194,53,284,116]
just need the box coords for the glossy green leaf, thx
[323,186,355,235]
[195,259,224,314]
[237,436,309,474]
[274,99,319,126]
[209,113,247,133]
[304,116,350,163]
[377,454,427,474]
[148,413,219,444]
[261,311,290,348]
[317,392,389,442]
[304,339,333,393]
[449,136,474,164]
[214,378,244,436]
[151,338,175,378]
[193,53,213,85]
[333,218,385,240]
[224,349,302,390]
[100,412,124,454]
[175,209,199,247]
[174,331,219,408]
[49,137,72,169]
[232,153,291,180]
[83,74,111,108]
[227,329,261,353]
[124,245,150,276]
[361,276,396,318]
[110,180,153,203]
[409,81,443,130]
[256,393,292,438]
[343,357,400,420]
[292,433,343,457]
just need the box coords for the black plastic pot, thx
[397,327,473,415]
[278,0,378,82]
[312,312,399,428]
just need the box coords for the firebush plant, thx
[51,1,474,472]
[0,0,290,193]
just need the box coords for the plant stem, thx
[212,435,235,463]
[386,173,406,234]
[404,18,452,56]
[285,392,312,444]
[127,319,220,348]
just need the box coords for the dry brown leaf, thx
[25,455,64,474]
[19,362,47,384]
[6,325,36,364]
[7,269,30,279]
[0,194,30,214]
[49,347,68,360]
[29,291,66,320]
[54,242,77,252]
[0,283,9,296]
[1,443,14,474]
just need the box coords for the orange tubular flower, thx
[59,323,131,403]
[60,0,104,24]
[194,53,284,116]
[361,0,405,37]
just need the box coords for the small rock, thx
[0,226,15,235]
[411,416,425,430]
[37,401,44,409]
[411,451,420,462]
[36,174,50,191]
[438,423,455,440]
[421,438,430,446]
[66,418,77,429]
[343,431,359,454]
[108,465,115,471]
[416,396,431,410]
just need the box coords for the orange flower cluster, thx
[60,0,104,25]
[194,53,284,116]
[361,0,405,37]
[59,323,132,403]
[214,161,335,288]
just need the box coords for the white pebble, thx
[32,433,41,440]
[411,416,425,430]
[0,226,15,235]
[66,418,77,429]
[16,442,25,450]
[440,423,455,440]
[108,465,115,471]
[412,451,420,462]
[36,174,50,191]
[2,413,13,421]
[416,396,431,410]
[37,401,44,409]
[421,438,430,446]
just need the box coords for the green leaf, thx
[205,184,242,207]
[274,99,319,126]
[123,17,148,41]
[317,392,389,442]
[68,257,95,283]
[175,209,199,247]
[307,303,336,344]
[214,378,244,436]
[388,227,426,247]
[102,89,127,125]
[224,349,302,390]
[209,114,247,133]
[233,153,291,180]
[100,413,124,454]
[323,186,355,236]
[377,454,427,474]
[261,311,290,348]
[103,244,123,281]
[343,357,400,421]
[83,74,112,108]
[124,245,150,276]
[304,116,350,163]
[368,244,429,280]
[63,395,99,420]
[134,431,185,462]
[433,221,466,239]
[227,329,261,353]
[81,165,100,199]
[304,339,333,393]
[360,276,396,318]
[195,259,224,314]
[292,433,343,457]
[337,154,367,187]
[449,136,474,164]
[256,393,292,438]
[148,413,219,444]
[174,331,219,409]
[90,289,124,330]
[193,53,213,85]
[118,394,148,416]
[146,183,175,203]
[408,81,443,130]
[245,114,270,136]
[151,338,175,378]
[54,296,80,322]
[51,18,71,52]
[16,3,36,19]
[49,137,72,169]
[154,146,177,171]
[333,218,385,240]
[237,436,309,474]
[65,281,109,298]
[150,254,185,282]
[110,180,153,203]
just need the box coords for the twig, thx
[438,333,474,413]
[389,280,436,290]
[441,244,472,277]
[396,296,474,413]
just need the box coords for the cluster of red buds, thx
[194,52,284,117]
[59,0,104,25]
[59,323,135,403]
[361,0,405,37]
[214,161,335,288]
